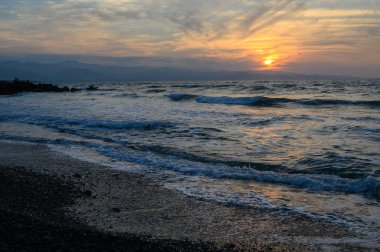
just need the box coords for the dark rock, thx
[70,87,81,92]
[83,190,92,197]
[73,173,82,179]
[111,208,121,213]
[0,79,74,95]
[86,85,99,91]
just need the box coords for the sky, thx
[0,0,379,77]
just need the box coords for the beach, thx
[1,0,380,250]
[0,141,376,251]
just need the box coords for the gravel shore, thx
[0,141,377,251]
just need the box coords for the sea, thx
[0,79,379,236]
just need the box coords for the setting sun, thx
[262,55,276,68]
[264,59,274,66]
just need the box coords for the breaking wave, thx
[86,144,380,198]
[168,93,380,108]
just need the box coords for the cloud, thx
[89,0,306,41]
[0,0,379,77]
[2,0,305,41]
[0,0,309,58]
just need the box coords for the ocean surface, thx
[1,80,379,236]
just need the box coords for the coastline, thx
[0,141,377,251]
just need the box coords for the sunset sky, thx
[0,0,379,77]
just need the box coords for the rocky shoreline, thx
[0,141,377,251]
[0,79,98,95]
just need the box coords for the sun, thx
[264,59,274,66]
[262,56,276,67]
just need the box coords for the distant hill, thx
[0,60,359,81]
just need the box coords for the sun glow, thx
[264,59,274,66]
[262,55,276,68]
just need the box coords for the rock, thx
[83,190,92,197]
[0,79,76,95]
[111,208,121,213]
[73,173,81,179]
[70,87,81,92]
[86,85,99,91]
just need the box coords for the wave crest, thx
[91,145,380,197]
[168,93,380,108]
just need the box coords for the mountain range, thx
[0,60,358,81]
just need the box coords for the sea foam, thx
[168,93,380,108]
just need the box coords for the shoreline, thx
[0,141,377,251]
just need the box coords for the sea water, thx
[0,79,379,236]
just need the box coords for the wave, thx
[171,84,203,88]
[196,96,292,106]
[169,93,291,106]
[2,129,379,198]
[299,99,380,107]
[50,136,375,197]
[168,93,380,108]
[148,143,376,197]
[72,119,174,130]
[8,124,372,198]
[168,93,197,101]
[0,114,175,131]
[113,92,140,98]
[250,85,272,91]
[88,144,380,198]
[145,89,167,93]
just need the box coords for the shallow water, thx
[1,79,379,235]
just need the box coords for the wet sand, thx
[0,141,377,251]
